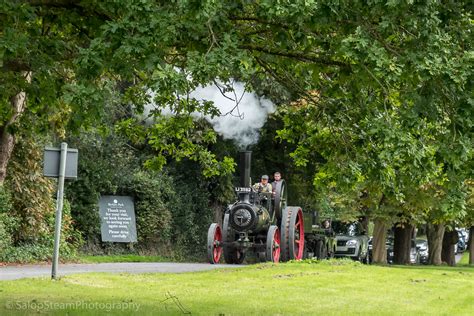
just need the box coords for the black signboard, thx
[99,196,137,242]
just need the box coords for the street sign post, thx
[44,146,78,179]
[43,143,78,280]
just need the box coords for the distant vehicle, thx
[457,230,467,253]
[368,237,373,262]
[368,236,396,263]
[416,239,429,264]
[385,237,420,264]
[333,221,370,263]
[460,228,469,244]
[409,239,420,264]
[386,237,394,264]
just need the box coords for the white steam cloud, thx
[191,82,275,148]
[146,82,275,149]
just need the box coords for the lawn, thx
[0,259,472,315]
[459,251,470,265]
[77,254,171,264]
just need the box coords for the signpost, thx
[99,196,137,243]
[43,146,78,179]
[43,143,78,280]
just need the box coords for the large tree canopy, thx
[1,1,472,218]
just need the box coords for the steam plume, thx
[146,81,275,149]
[191,82,275,149]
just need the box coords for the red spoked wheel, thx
[207,223,222,264]
[280,207,305,261]
[266,225,280,263]
[223,214,245,264]
[290,208,305,260]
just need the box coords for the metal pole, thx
[52,142,67,280]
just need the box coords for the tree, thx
[1,2,472,264]
[462,179,474,265]
[263,1,473,264]
[1,1,243,184]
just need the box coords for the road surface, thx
[0,262,239,281]
[0,254,466,281]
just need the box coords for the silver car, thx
[333,221,370,263]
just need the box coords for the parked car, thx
[368,236,394,263]
[457,230,467,253]
[368,237,373,262]
[386,237,394,264]
[409,239,420,264]
[385,237,420,264]
[333,221,370,263]
[416,239,429,264]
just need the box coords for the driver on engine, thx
[253,175,273,193]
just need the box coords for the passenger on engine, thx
[322,220,331,229]
[271,171,282,197]
[253,175,273,193]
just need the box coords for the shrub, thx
[0,186,17,257]
[0,138,83,263]
[120,171,173,253]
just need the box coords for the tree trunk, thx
[0,130,14,184]
[393,223,412,264]
[469,226,474,265]
[359,216,369,234]
[427,223,445,265]
[0,72,31,184]
[213,203,223,226]
[441,229,458,266]
[372,218,387,264]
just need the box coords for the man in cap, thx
[253,175,273,193]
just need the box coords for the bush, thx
[166,161,215,259]
[0,138,83,263]
[66,132,140,245]
[120,171,173,253]
[0,186,16,257]
[0,244,52,263]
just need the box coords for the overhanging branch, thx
[240,44,349,68]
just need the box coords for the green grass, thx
[77,254,170,264]
[459,251,470,265]
[1,259,473,315]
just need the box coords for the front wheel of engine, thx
[222,214,245,264]
[266,225,281,263]
[207,223,222,264]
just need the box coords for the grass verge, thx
[77,255,171,264]
[1,259,473,315]
[459,251,470,265]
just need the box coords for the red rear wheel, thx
[280,207,305,261]
[292,208,305,260]
[207,223,222,264]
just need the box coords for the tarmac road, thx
[0,262,240,281]
[0,254,466,281]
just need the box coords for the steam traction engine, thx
[207,151,305,264]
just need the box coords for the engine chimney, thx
[239,151,252,187]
